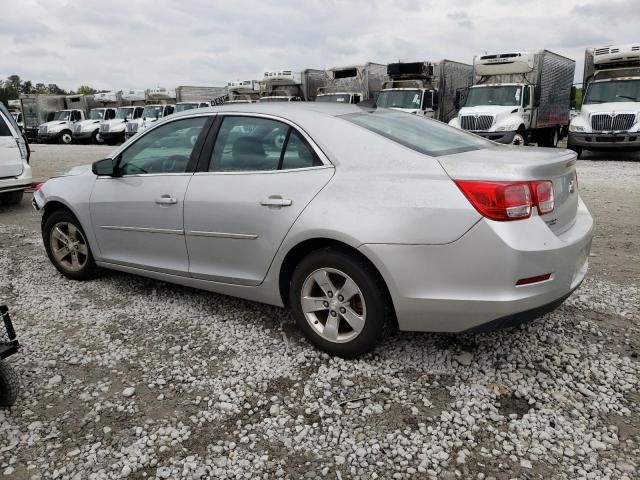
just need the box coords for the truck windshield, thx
[89,109,105,120]
[583,79,640,104]
[175,103,199,112]
[52,111,71,121]
[116,108,134,119]
[465,86,522,107]
[142,106,164,118]
[316,94,353,104]
[377,90,422,109]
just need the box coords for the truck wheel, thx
[0,190,24,205]
[542,127,559,148]
[512,128,527,146]
[58,130,73,145]
[0,361,19,408]
[91,130,105,145]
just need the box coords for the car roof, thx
[171,102,372,123]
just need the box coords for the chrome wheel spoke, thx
[70,252,81,269]
[76,243,88,256]
[323,315,340,341]
[53,226,70,244]
[338,278,359,302]
[52,245,69,262]
[312,270,336,297]
[340,306,365,334]
[302,296,328,313]
[67,223,79,241]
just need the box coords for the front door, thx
[184,114,334,286]
[90,115,210,274]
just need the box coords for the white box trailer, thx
[175,86,228,111]
[316,63,387,104]
[19,94,66,141]
[122,90,146,106]
[568,43,640,157]
[260,69,326,102]
[377,60,472,123]
[450,50,575,147]
[94,91,123,106]
[227,80,261,103]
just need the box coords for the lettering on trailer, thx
[210,95,227,106]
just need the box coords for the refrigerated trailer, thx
[316,63,387,104]
[175,85,228,111]
[377,60,473,123]
[227,80,261,103]
[450,50,575,147]
[260,69,326,102]
[20,94,66,141]
[568,43,640,157]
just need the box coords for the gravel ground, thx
[0,144,638,479]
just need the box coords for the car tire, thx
[512,128,527,146]
[43,210,98,280]
[289,248,392,358]
[58,130,72,145]
[0,361,19,408]
[91,130,104,145]
[568,143,583,159]
[0,190,24,205]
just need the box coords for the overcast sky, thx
[1,0,639,91]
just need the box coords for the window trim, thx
[110,113,215,176]
[196,112,333,174]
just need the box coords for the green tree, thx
[47,84,67,95]
[76,85,97,95]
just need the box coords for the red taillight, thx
[455,180,555,221]
[532,180,554,214]
[516,273,552,286]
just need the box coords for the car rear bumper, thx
[0,164,32,193]
[473,131,517,144]
[569,132,640,149]
[360,197,593,332]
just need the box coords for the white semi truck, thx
[449,50,575,147]
[377,60,472,122]
[71,107,118,144]
[227,80,261,103]
[316,63,387,104]
[260,70,326,102]
[568,43,640,158]
[99,105,145,145]
[36,95,100,144]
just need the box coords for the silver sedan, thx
[33,103,593,358]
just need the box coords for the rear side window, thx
[0,114,13,137]
[342,109,488,157]
[209,116,322,172]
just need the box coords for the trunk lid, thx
[438,144,579,235]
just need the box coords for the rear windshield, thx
[341,109,488,157]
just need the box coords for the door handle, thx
[260,195,292,207]
[155,195,177,205]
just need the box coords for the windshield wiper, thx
[616,94,639,101]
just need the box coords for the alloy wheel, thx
[49,222,89,272]
[300,268,366,343]
[61,133,72,144]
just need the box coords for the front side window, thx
[209,116,321,172]
[89,109,105,120]
[342,109,488,157]
[117,116,208,175]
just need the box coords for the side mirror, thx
[432,91,439,110]
[570,86,577,109]
[92,158,116,176]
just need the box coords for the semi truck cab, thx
[568,43,640,157]
[72,107,117,144]
[451,82,535,144]
[377,81,437,116]
[125,104,175,139]
[100,106,144,145]
[37,109,86,144]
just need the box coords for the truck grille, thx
[39,125,48,134]
[460,115,494,131]
[126,123,138,133]
[591,113,636,132]
[100,124,110,133]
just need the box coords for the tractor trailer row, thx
[9,42,640,155]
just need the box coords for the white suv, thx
[0,103,31,205]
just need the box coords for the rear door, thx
[0,110,24,178]
[184,114,334,285]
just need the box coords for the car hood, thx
[60,164,94,177]
[76,119,101,128]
